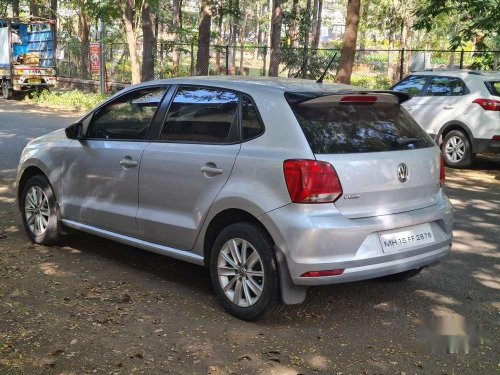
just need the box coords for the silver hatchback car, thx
[17,77,453,320]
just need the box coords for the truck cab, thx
[0,18,56,99]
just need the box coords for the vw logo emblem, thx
[397,163,409,182]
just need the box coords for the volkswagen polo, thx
[17,77,453,320]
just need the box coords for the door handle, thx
[120,158,138,168]
[201,165,223,175]
[443,106,454,110]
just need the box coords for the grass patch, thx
[25,90,108,111]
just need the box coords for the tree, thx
[196,0,212,75]
[12,0,19,17]
[141,1,157,82]
[312,0,323,48]
[268,0,284,76]
[335,0,361,84]
[121,0,141,84]
[172,0,182,71]
[414,0,500,49]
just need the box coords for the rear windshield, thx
[286,94,435,154]
[485,81,500,97]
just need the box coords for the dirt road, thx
[0,100,499,374]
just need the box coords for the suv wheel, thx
[210,222,282,321]
[20,175,62,245]
[442,130,473,168]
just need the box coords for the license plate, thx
[28,78,41,84]
[378,223,435,253]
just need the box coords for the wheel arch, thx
[436,121,475,151]
[202,208,274,267]
[17,165,50,209]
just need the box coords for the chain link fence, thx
[55,41,500,91]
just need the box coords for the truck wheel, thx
[2,80,13,99]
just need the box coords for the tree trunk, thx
[299,0,312,77]
[172,0,182,71]
[141,1,156,82]
[239,11,249,72]
[216,6,224,73]
[335,0,360,84]
[12,0,20,17]
[30,1,40,17]
[268,0,283,76]
[311,0,319,50]
[312,0,323,48]
[77,4,90,79]
[122,0,141,84]
[196,0,212,75]
[290,0,299,48]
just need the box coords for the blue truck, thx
[0,18,56,99]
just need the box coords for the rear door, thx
[136,86,241,250]
[286,93,440,219]
[413,76,470,136]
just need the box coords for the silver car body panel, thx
[17,77,453,303]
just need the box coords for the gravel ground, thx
[0,99,499,375]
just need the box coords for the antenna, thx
[316,52,338,84]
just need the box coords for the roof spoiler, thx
[285,90,411,105]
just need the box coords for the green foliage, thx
[414,0,500,49]
[350,75,392,89]
[26,90,108,111]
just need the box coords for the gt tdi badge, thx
[397,163,409,182]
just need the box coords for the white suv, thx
[392,70,500,168]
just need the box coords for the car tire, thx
[442,130,473,168]
[209,222,283,321]
[20,175,62,245]
[2,80,13,100]
[378,268,422,282]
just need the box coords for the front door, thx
[62,86,168,237]
[137,86,241,250]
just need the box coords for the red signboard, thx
[90,42,101,73]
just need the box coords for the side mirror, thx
[65,122,84,140]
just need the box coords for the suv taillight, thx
[440,154,445,187]
[473,98,500,111]
[283,160,343,203]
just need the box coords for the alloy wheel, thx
[445,135,465,163]
[24,186,50,236]
[217,238,264,307]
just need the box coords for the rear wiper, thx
[397,137,420,146]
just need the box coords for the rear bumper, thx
[473,138,500,154]
[259,191,453,286]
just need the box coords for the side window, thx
[87,87,167,140]
[241,96,264,140]
[160,86,238,143]
[392,76,428,97]
[425,77,467,96]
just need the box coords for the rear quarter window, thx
[286,94,435,154]
[485,81,500,97]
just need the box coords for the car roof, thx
[128,76,363,94]
[409,69,500,80]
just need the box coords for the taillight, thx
[473,98,500,111]
[283,160,343,203]
[492,135,500,141]
[440,154,445,187]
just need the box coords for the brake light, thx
[301,269,344,277]
[473,98,500,111]
[283,160,343,203]
[340,95,377,103]
[440,154,445,187]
